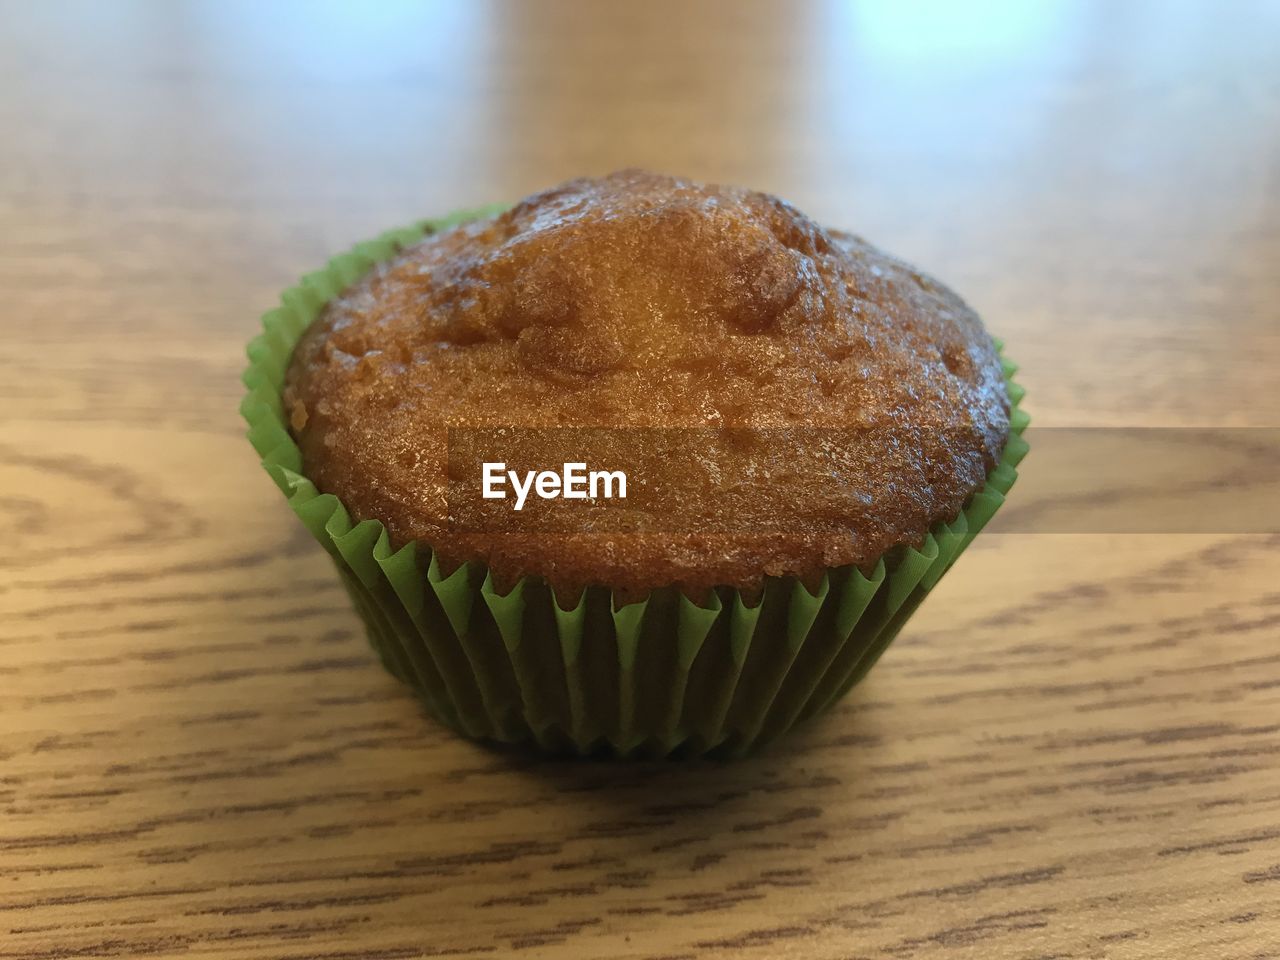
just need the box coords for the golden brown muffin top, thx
[284,170,1009,597]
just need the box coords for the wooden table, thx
[4,2,1279,957]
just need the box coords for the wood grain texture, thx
[3,1,1279,957]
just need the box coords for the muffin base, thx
[243,210,1029,758]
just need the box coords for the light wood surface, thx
[3,2,1279,957]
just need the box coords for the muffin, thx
[243,170,1028,757]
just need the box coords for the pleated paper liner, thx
[242,209,1029,758]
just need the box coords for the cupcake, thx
[243,170,1027,757]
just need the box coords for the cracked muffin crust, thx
[284,170,1010,596]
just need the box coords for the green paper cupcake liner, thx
[242,208,1029,758]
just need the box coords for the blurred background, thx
[4,0,1279,428]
